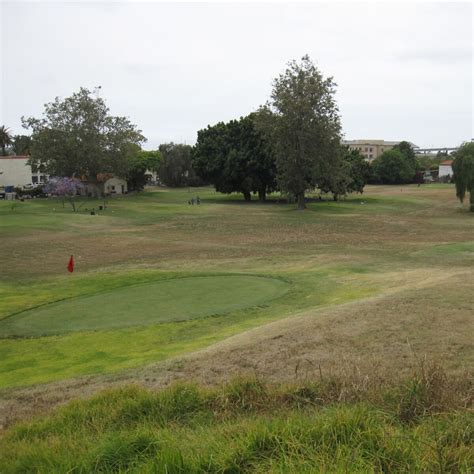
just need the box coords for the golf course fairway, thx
[0,275,289,337]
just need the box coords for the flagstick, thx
[67,255,75,316]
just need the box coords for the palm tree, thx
[0,126,13,156]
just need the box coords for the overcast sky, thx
[1,1,472,149]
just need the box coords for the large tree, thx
[393,140,419,175]
[127,149,162,191]
[343,148,372,194]
[12,135,32,155]
[159,143,197,187]
[317,147,371,200]
[22,88,145,180]
[372,149,416,184]
[0,125,13,156]
[193,114,276,201]
[452,141,474,212]
[263,55,342,209]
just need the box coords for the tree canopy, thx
[0,126,13,156]
[372,149,416,184]
[452,141,474,212]
[12,135,32,155]
[393,141,417,170]
[22,88,146,180]
[193,114,276,201]
[262,55,342,209]
[159,143,198,187]
[127,149,162,191]
[343,148,372,194]
[314,148,370,201]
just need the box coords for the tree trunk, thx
[258,189,266,202]
[243,191,251,202]
[297,192,306,210]
[1,145,5,156]
[333,194,338,202]
[470,188,474,212]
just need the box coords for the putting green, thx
[0,275,289,337]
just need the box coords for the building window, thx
[39,175,46,183]
[365,147,369,152]
[369,147,373,152]
[380,148,383,152]
[32,176,38,184]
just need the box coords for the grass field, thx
[0,275,289,336]
[0,184,473,469]
[1,369,473,473]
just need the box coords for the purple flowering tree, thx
[44,177,84,212]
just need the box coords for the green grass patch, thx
[0,268,377,389]
[418,241,474,256]
[0,275,289,337]
[1,369,472,473]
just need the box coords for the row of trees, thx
[193,57,371,208]
[7,58,370,209]
[4,56,473,210]
[2,88,197,192]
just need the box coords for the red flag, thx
[67,255,74,273]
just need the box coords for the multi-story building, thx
[342,139,418,163]
[0,155,48,187]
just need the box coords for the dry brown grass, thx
[1,267,472,430]
[2,185,473,279]
[1,185,473,431]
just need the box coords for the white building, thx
[438,160,454,179]
[0,155,48,187]
[80,175,128,197]
[103,176,127,195]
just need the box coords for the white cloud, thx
[1,1,472,148]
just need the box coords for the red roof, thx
[0,155,29,160]
[440,160,453,165]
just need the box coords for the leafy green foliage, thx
[372,141,418,184]
[317,157,352,201]
[372,149,416,184]
[127,149,162,191]
[193,115,276,200]
[263,55,342,209]
[0,125,13,156]
[159,143,199,187]
[22,87,146,179]
[11,135,32,155]
[393,141,418,170]
[317,148,371,200]
[452,141,474,211]
[344,148,372,193]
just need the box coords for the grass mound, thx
[0,275,288,337]
[1,364,472,473]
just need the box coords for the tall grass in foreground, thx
[1,363,472,473]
